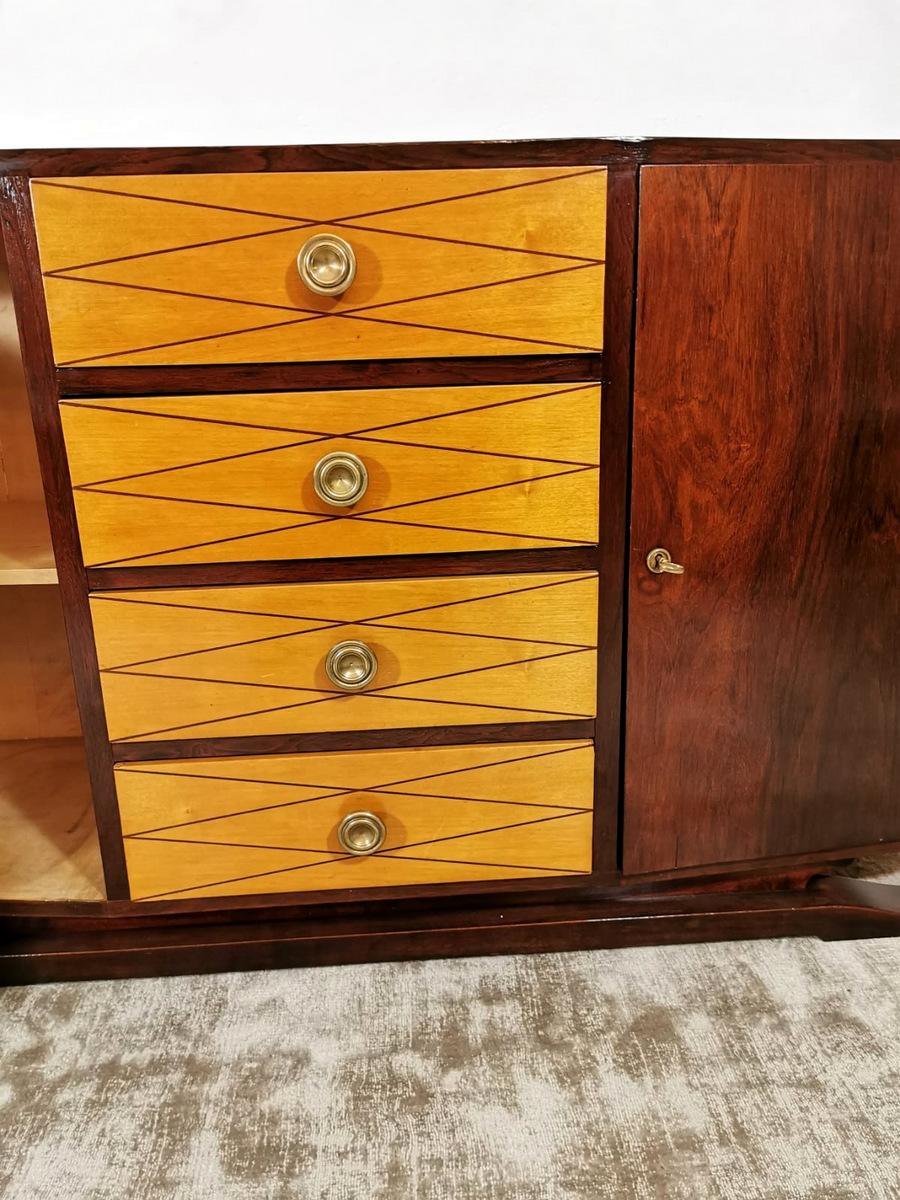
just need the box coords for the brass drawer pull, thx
[325,640,378,691]
[297,233,356,296]
[646,547,685,575]
[313,451,368,508]
[337,811,387,856]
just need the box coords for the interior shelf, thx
[0,498,57,584]
[0,738,104,902]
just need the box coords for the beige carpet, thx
[2,917,900,1199]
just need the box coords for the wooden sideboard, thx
[0,139,897,984]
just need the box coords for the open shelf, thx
[0,498,57,584]
[0,738,104,901]
[0,230,105,904]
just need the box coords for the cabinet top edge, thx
[1,138,899,177]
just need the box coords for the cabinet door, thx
[625,162,899,876]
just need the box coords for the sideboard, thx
[0,138,897,984]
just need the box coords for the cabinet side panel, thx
[0,176,127,897]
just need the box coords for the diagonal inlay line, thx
[51,258,599,345]
[64,381,599,488]
[53,260,603,366]
[108,643,594,742]
[94,573,596,670]
[37,167,605,272]
[127,808,587,861]
[75,428,595,490]
[127,786,590,838]
[136,849,579,902]
[116,685,594,743]
[62,381,596,440]
[117,742,591,835]
[82,465,598,567]
[78,461,596,520]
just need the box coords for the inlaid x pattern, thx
[120,742,594,899]
[96,573,598,741]
[36,168,606,364]
[67,383,600,567]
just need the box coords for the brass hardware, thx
[646,547,685,575]
[325,640,378,691]
[337,811,387,856]
[296,233,356,296]
[313,451,368,508]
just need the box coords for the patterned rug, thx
[2,872,899,1199]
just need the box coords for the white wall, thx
[1,0,898,146]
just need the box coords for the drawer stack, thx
[32,164,607,902]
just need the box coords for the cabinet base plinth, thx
[2,874,899,986]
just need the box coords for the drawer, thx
[90,572,598,742]
[32,167,607,366]
[61,383,600,567]
[115,739,595,900]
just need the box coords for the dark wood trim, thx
[621,839,900,885]
[58,353,602,398]
[592,163,638,877]
[87,546,598,592]
[0,177,129,899]
[3,873,899,985]
[640,139,900,165]
[110,718,596,762]
[1,870,610,925]
[2,138,898,180]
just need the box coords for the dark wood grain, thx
[624,162,900,875]
[591,164,638,875]
[2,139,898,180]
[110,718,595,762]
[3,872,899,985]
[58,354,602,398]
[0,177,129,898]
[87,546,597,592]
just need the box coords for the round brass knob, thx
[325,640,378,691]
[312,451,368,508]
[296,233,356,296]
[337,811,386,856]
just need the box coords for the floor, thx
[2,871,899,1199]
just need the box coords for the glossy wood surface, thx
[90,572,598,741]
[61,383,599,567]
[116,739,594,900]
[56,352,603,399]
[31,167,606,365]
[3,139,897,181]
[625,162,900,874]
[4,872,900,985]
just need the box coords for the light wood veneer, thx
[116,739,595,900]
[60,383,600,567]
[90,572,599,742]
[31,167,607,366]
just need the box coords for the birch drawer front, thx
[90,572,598,742]
[116,739,595,901]
[32,167,607,367]
[60,384,601,568]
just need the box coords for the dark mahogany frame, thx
[1,137,898,985]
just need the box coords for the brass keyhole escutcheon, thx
[646,547,685,575]
[337,811,387,856]
[296,234,356,296]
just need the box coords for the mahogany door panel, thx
[624,162,899,875]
